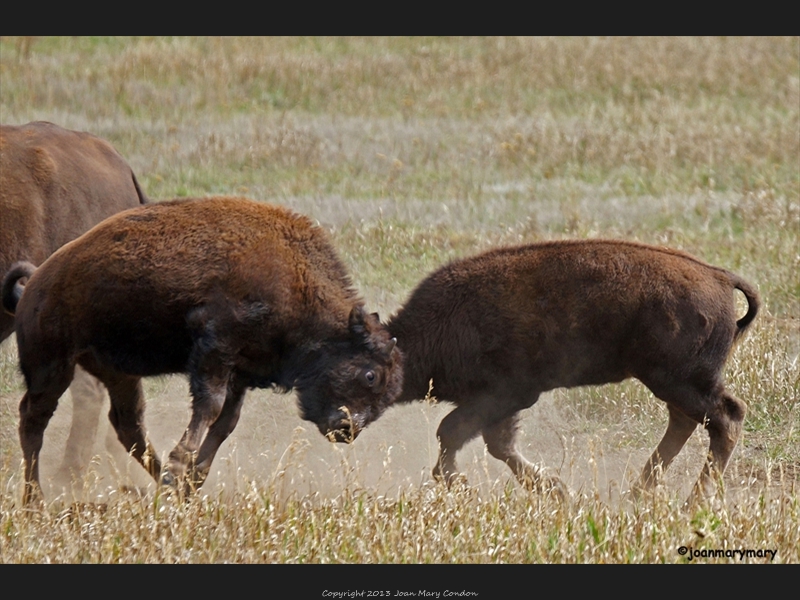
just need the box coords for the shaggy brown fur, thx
[0,121,148,486]
[0,121,148,337]
[384,239,759,503]
[2,196,402,503]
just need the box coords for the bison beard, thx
[382,239,759,505]
[1,196,402,504]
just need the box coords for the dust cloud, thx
[22,373,714,505]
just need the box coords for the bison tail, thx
[131,171,150,205]
[731,274,760,342]
[1,261,37,316]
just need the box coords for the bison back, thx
[13,197,359,377]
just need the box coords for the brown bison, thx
[1,120,149,486]
[381,239,759,503]
[2,196,403,503]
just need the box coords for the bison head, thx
[295,306,403,443]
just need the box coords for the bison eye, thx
[359,369,377,388]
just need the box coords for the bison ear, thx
[349,305,368,336]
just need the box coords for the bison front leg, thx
[162,369,231,496]
[482,414,568,501]
[433,404,488,485]
[192,377,247,481]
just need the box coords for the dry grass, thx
[0,36,798,564]
[1,466,797,564]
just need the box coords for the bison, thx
[1,120,149,487]
[381,239,759,503]
[2,196,403,504]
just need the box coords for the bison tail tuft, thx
[1,261,37,316]
[731,274,760,343]
[131,171,150,205]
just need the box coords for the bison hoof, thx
[159,469,207,499]
[22,482,46,509]
[119,485,149,499]
[160,471,187,494]
[682,482,721,512]
[519,470,570,504]
[542,476,570,504]
[432,468,468,489]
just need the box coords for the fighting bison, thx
[2,196,402,503]
[382,239,759,503]
[0,121,148,486]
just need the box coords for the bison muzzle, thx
[2,196,402,503]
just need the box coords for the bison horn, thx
[382,337,397,358]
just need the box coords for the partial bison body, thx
[384,239,759,502]
[0,121,148,339]
[2,196,402,503]
[0,121,148,485]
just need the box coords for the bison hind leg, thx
[636,376,746,505]
[635,404,698,496]
[53,366,107,490]
[99,373,162,482]
[688,391,746,505]
[19,363,74,505]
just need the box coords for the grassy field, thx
[0,36,798,566]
